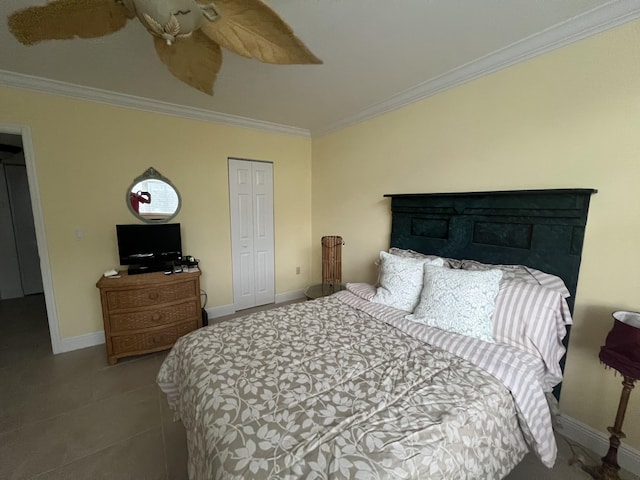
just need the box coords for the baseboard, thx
[205,304,236,319]
[206,289,306,319]
[559,414,640,475]
[275,289,306,303]
[59,330,105,352]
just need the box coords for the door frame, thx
[1,123,61,353]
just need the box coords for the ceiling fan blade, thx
[198,0,322,65]
[8,0,134,46]
[153,30,222,95]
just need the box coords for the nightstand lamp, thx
[586,310,640,480]
[321,235,344,294]
[304,236,345,300]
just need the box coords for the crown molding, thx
[312,0,640,136]
[0,70,311,138]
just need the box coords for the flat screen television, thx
[116,223,182,274]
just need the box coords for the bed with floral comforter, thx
[157,289,554,479]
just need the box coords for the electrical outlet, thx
[296,266,301,275]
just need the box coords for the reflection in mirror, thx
[126,167,181,223]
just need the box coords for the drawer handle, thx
[148,292,159,300]
[151,314,161,321]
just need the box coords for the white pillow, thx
[371,251,444,312]
[407,265,503,342]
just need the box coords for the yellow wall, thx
[312,20,640,448]
[0,86,312,338]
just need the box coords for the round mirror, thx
[126,167,181,223]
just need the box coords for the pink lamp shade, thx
[600,311,640,380]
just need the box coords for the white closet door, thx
[229,159,275,310]
[251,161,275,306]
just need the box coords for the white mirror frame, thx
[126,167,181,223]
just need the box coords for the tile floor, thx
[0,294,637,479]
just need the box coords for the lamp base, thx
[582,464,621,480]
[583,376,636,480]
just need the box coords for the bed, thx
[158,188,596,479]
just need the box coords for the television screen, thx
[116,223,182,267]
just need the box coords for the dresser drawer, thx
[106,279,197,310]
[111,320,198,355]
[110,301,198,333]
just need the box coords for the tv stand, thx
[128,263,172,275]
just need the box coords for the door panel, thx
[255,250,268,293]
[255,194,266,237]
[251,162,274,306]
[230,160,255,309]
[239,252,252,295]
[238,194,252,240]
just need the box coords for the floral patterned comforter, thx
[157,296,530,479]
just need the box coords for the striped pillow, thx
[492,280,572,391]
[456,259,572,390]
[460,259,570,298]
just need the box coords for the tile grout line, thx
[158,387,171,480]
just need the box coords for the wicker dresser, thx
[96,269,202,365]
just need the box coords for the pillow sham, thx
[492,279,572,391]
[371,251,444,312]
[407,265,503,342]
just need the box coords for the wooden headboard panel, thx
[384,189,597,397]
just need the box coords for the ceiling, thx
[0,1,638,136]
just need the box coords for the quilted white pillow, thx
[407,264,503,342]
[371,251,444,312]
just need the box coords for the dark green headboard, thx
[384,189,597,398]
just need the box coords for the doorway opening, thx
[0,125,60,354]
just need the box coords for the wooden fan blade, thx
[198,0,322,65]
[153,30,222,95]
[8,0,134,46]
